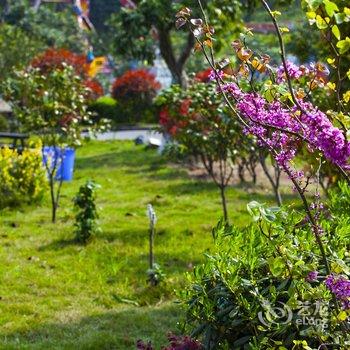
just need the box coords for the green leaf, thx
[334,12,346,24]
[315,15,330,29]
[306,0,323,10]
[306,11,316,19]
[323,0,339,17]
[332,25,341,40]
[268,256,286,277]
[337,310,348,321]
[336,37,350,54]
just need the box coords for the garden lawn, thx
[0,141,281,349]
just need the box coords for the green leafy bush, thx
[73,180,101,243]
[0,147,47,208]
[88,96,117,124]
[181,191,350,349]
[3,65,103,222]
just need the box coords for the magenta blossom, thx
[209,69,224,81]
[277,61,305,83]
[220,84,350,173]
[306,271,319,282]
[325,275,350,310]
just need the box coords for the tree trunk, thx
[259,151,282,206]
[219,185,228,222]
[49,175,57,223]
[237,161,246,183]
[157,27,194,88]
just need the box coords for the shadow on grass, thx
[166,181,218,195]
[38,238,80,251]
[0,304,182,350]
[76,148,165,172]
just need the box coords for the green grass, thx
[0,141,285,349]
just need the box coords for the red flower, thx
[111,69,161,101]
[31,48,88,76]
[159,107,170,126]
[31,48,103,100]
[195,68,211,83]
[179,99,191,116]
[84,79,104,100]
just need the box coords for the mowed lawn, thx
[0,141,280,349]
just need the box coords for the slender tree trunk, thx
[219,185,228,222]
[43,146,64,223]
[259,151,282,206]
[49,174,57,223]
[237,161,246,183]
[273,163,282,206]
[157,27,194,88]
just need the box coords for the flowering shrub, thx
[157,81,251,221]
[157,77,284,215]
[31,48,87,75]
[182,191,350,348]
[112,69,161,124]
[175,0,350,347]
[3,65,101,222]
[31,48,103,100]
[194,68,211,83]
[0,147,47,208]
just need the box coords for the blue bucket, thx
[43,147,75,181]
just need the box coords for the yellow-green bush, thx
[0,147,47,208]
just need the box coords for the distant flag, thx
[88,57,107,78]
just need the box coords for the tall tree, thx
[0,24,43,82]
[106,0,243,87]
[1,0,86,52]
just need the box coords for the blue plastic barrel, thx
[42,147,75,182]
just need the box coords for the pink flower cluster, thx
[325,275,350,309]
[306,270,319,282]
[277,61,304,83]
[276,61,330,84]
[209,69,224,81]
[221,83,350,172]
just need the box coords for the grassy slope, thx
[0,141,282,349]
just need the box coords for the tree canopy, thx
[106,0,244,86]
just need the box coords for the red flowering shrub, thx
[84,79,104,100]
[194,68,211,83]
[31,48,103,99]
[112,69,160,101]
[111,69,161,123]
[156,81,248,220]
[31,48,88,75]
